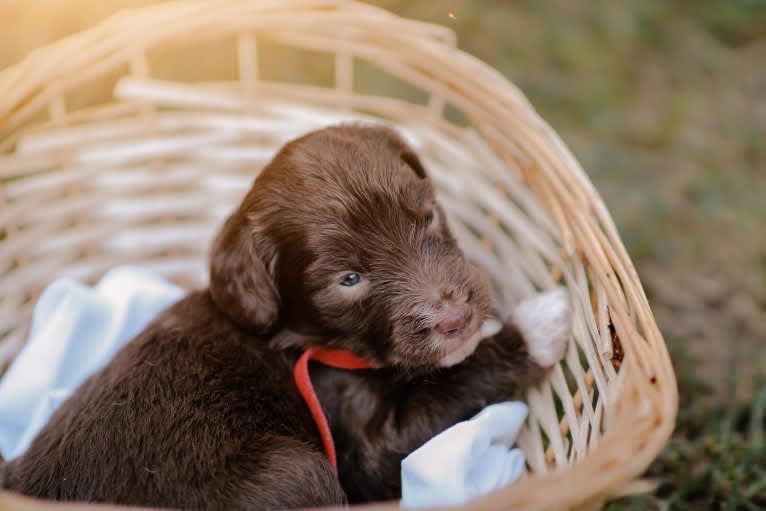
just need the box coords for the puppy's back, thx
[2,291,331,510]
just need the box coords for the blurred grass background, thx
[1,0,764,508]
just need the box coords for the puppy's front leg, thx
[432,287,571,414]
[334,288,571,502]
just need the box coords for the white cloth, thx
[401,402,528,508]
[0,266,527,508]
[0,267,184,460]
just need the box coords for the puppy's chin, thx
[384,315,499,370]
[436,317,502,367]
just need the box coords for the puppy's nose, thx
[435,303,472,335]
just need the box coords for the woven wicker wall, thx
[0,2,677,510]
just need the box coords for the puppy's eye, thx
[424,210,434,225]
[340,273,362,286]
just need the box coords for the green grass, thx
[606,342,766,510]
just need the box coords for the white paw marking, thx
[512,287,572,368]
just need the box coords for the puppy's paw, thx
[511,287,571,368]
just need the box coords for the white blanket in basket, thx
[0,267,526,507]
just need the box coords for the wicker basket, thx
[0,1,677,510]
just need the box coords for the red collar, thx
[293,348,373,472]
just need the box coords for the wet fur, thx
[2,125,556,509]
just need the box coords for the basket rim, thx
[0,1,678,510]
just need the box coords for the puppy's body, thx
[2,296,542,508]
[2,125,568,509]
[2,292,344,510]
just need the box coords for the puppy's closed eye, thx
[423,207,442,233]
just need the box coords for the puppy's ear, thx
[400,149,427,179]
[369,125,428,179]
[209,210,279,333]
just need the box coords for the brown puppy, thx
[1,125,569,509]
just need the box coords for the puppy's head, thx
[210,125,492,369]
